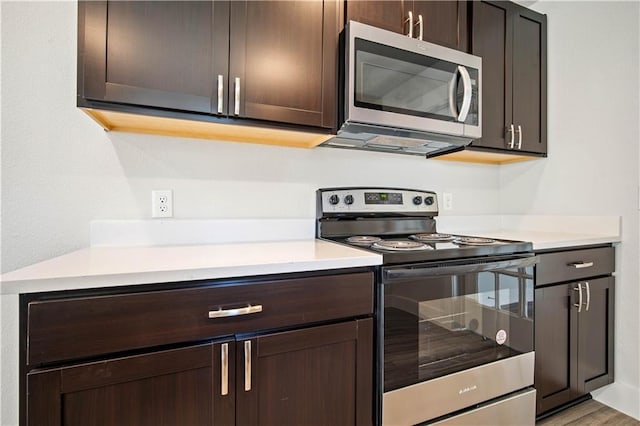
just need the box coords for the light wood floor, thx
[537,399,639,425]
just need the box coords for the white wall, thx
[0,1,500,274]
[502,1,640,419]
[2,0,639,422]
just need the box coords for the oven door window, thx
[354,38,479,126]
[383,265,534,392]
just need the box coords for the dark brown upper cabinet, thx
[229,1,339,128]
[346,0,469,51]
[77,0,340,143]
[469,1,547,156]
[79,1,228,115]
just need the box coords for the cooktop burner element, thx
[372,240,430,251]
[452,237,497,246]
[410,233,454,242]
[346,235,382,246]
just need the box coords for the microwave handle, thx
[457,65,473,122]
[448,71,458,119]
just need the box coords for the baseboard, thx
[592,382,640,420]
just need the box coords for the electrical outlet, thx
[152,190,173,218]
[443,192,453,210]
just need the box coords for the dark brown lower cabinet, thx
[534,276,614,415]
[27,319,372,426]
[27,343,224,426]
[23,272,374,425]
[238,319,373,426]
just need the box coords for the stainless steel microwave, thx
[323,21,482,158]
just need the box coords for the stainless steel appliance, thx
[323,21,482,158]
[316,187,537,425]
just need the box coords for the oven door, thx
[381,255,537,425]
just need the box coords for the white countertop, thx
[0,239,382,295]
[437,215,621,250]
[1,215,622,295]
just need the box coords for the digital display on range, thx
[364,192,403,205]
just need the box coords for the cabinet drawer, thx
[27,272,373,366]
[536,247,614,286]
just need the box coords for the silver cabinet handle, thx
[573,284,583,313]
[517,125,523,149]
[457,66,472,122]
[584,282,591,311]
[217,75,224,114]
[448,71,458,119]
[507,124,515,148]
[244,340,252,391]
[208,304,263,319]
[234,77,240,115]
[417,14,423,41]
[568,261,594,269]
[405,11,413,38]
[221,343,228,396]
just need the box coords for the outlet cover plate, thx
[152,190,173,218]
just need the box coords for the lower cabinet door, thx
[27,341,234,426]
[577,277,615,394]
[27,319,374,426]
[534,283,578,415]
[534,277,615,416]
[236,318,374,426]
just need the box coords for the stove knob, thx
[329,194,340,205]
[413,196,423,205]
[424,196,435,206]
[344,194,354,205]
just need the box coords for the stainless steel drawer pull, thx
[417,14,424,41]
[244,340,252,391]
[568,261,594,269]
[517,125,523,149]
[217,74,224,114]
[221,343,228,396]
[208,304,263,319]
[584,281,591,311]
[573,285,583,313]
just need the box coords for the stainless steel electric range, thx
[316,187,538,426]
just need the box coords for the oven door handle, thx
[384,256,539,280]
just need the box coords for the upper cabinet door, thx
[79,1,229,114]
[345,0,468,51]
[471,1,546,155]
[346,0,405,34]
[470,1,512,151]
[512,5,547,154]
[412,1,469,51]
[229,0,339,129]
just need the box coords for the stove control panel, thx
[319,188,438,215]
